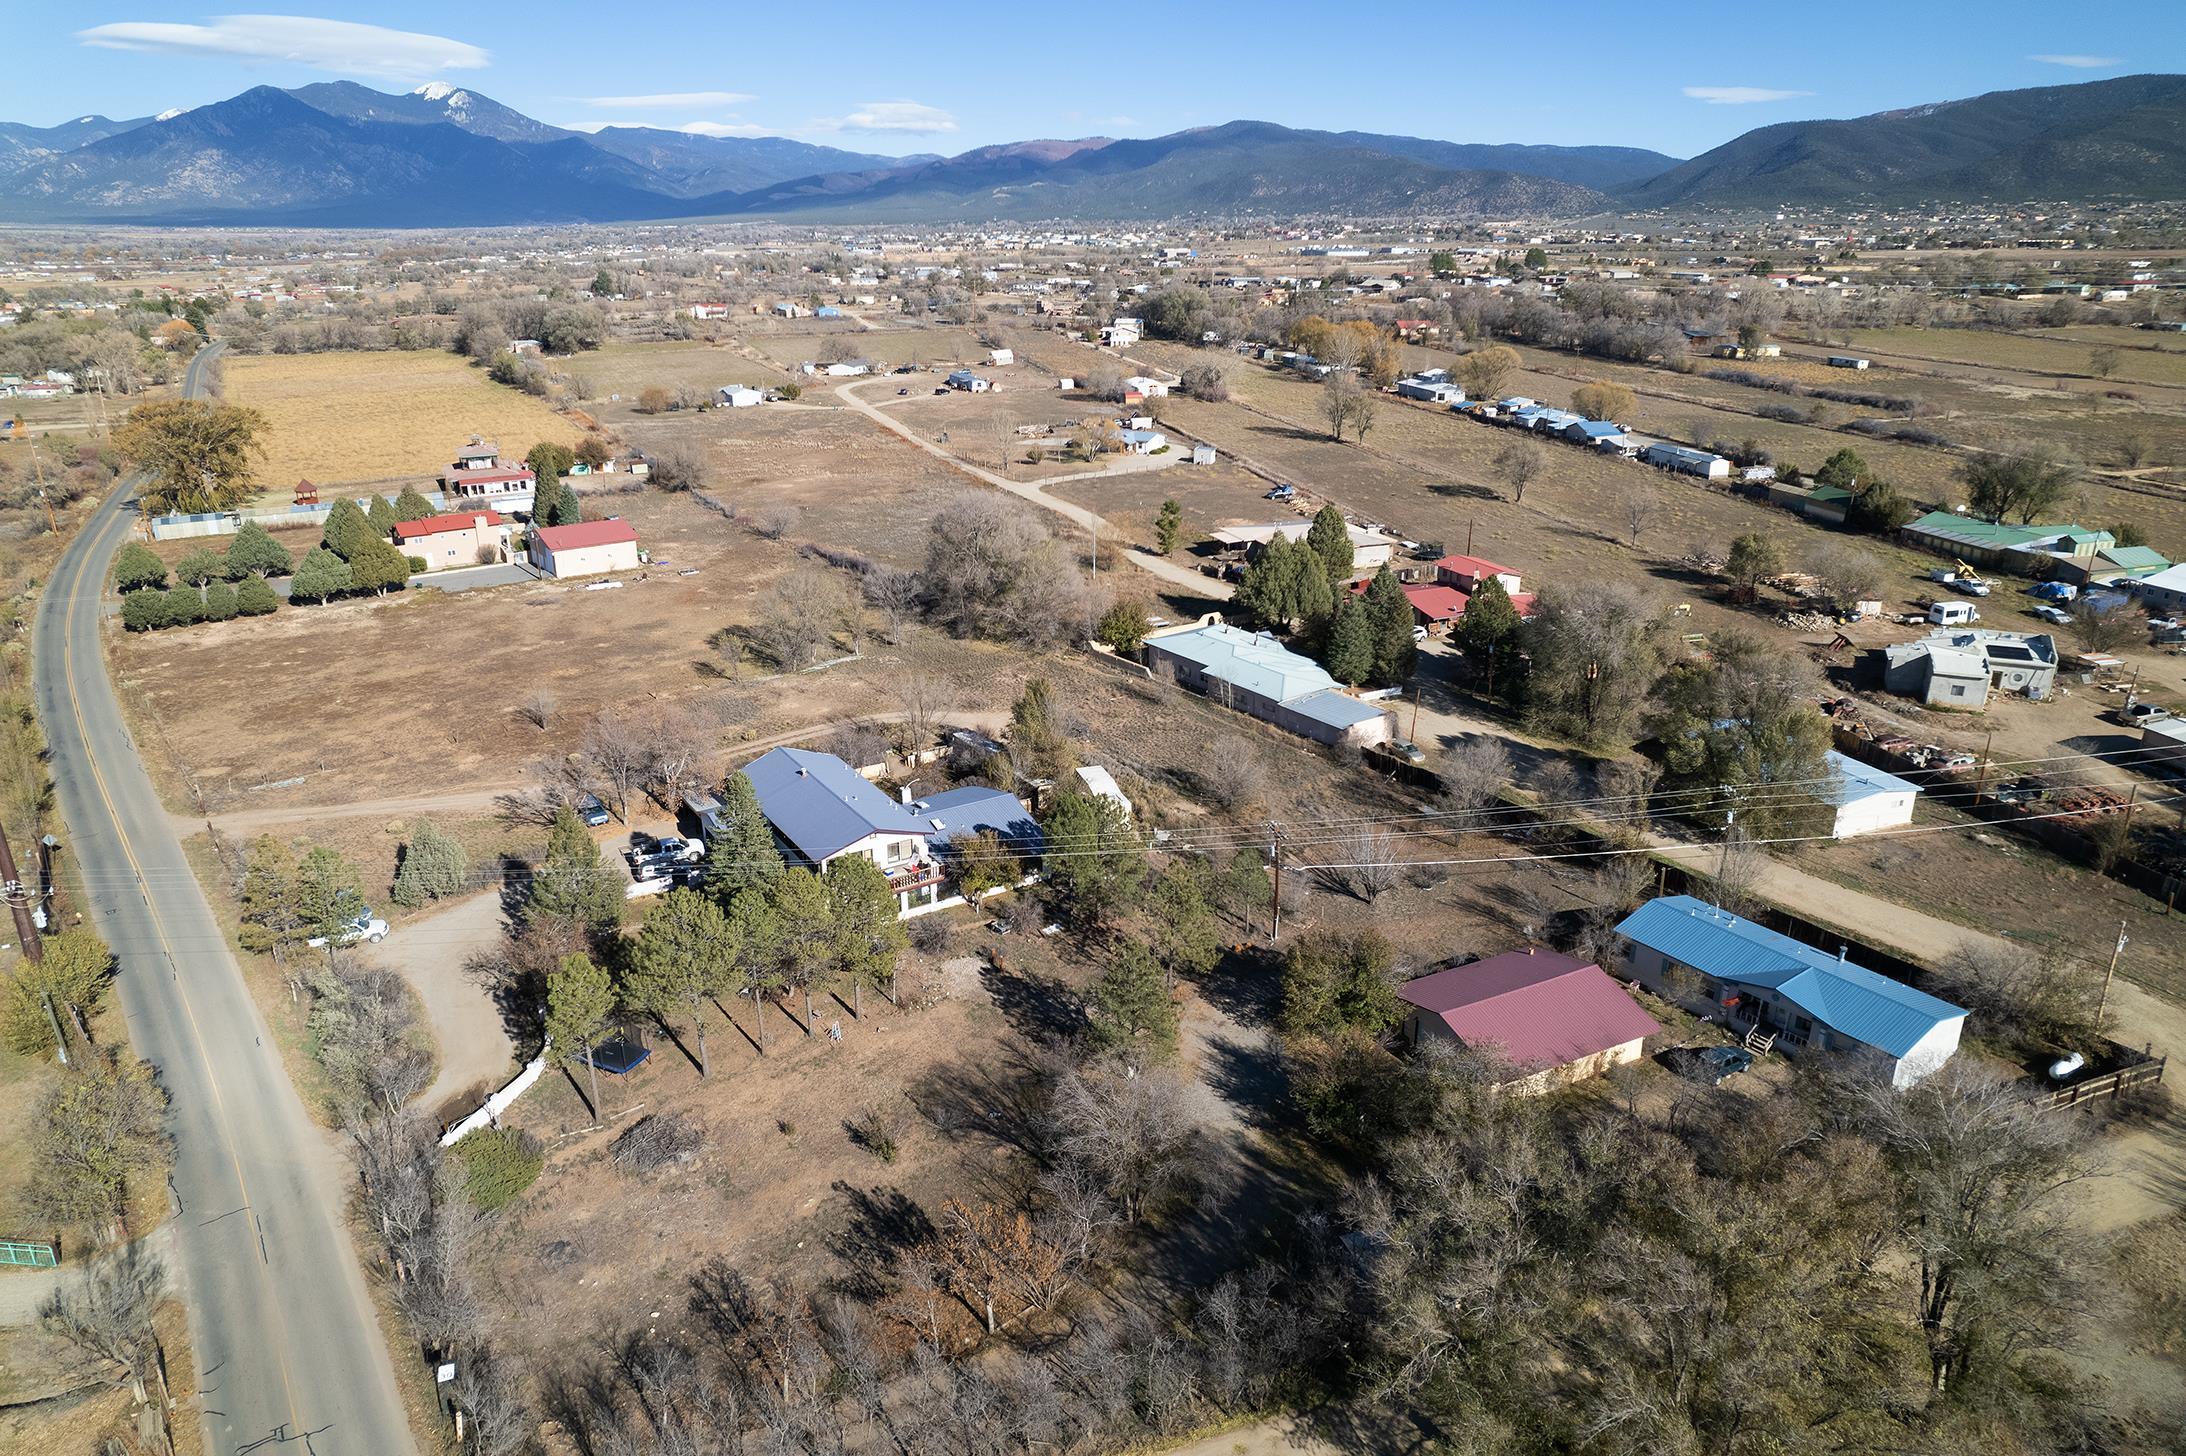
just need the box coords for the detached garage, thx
[1822,750,1919,839]
[529,518,641,579]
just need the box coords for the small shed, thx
[1821,751,1919,838]
[1190,443,1216,466]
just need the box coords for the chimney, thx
[1838,946,1848,964]
[899,786,913,804]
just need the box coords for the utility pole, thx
[37,835,60,928]
[1408,686,1421,744]
[1267,822,1283,944]
[0,822,44,964]
[2097,919,2130,1030]
[1971,727,1995,804]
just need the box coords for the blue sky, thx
[15,4,2185,157]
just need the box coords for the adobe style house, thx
[438,438,537,517]
[392,510,510,570]
[741,747,944,916]
[1397,949,1661,1095]
[527,519,640,578]
[1613,895,1966,1088]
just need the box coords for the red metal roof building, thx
[1397,949,1661,1092]
[392,509,506,543]
[531,519,637,552]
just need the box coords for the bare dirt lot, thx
[226,350,584,495]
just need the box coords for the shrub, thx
[113,542,169,593]
[202,581,239,621]
[163,586,205,626]
[235,576,279,616]
[405,555,429,573]
[610,1113,702,1174]
[1757,403,1807,423]
[846,1106,899,1162]
[120,588,170,631]
[452,1127,543,1211]
[225,520,293,578]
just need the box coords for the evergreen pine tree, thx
[393,484,438,522]
[202,580,239,621]
[120,589,170,631]
[174,547,226,589]
[237,837,301,958]
[623,888,737,1076]
[391,820,470,907]
[1306,503,1354,585]
[288,546,352,604]
[235,576,280,616]
[1325,598,1374,686]
[1364,566,1418,684]
[705,771,783,906]
[527,805,621,937]
[546,952,616,1122]
[366,494,399,538]
[225,520,293,578]
[1089,940,1177,1063]
[163,586,205,626]
[825,855,908,1015]
[320,497,374,560]
[112,542,168,593]
[347,536,413,595]
[1455,576,1522,660]
[1155,499,1183,555]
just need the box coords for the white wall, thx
[1890,1016,1964,1088]
[1832,789,1916,839]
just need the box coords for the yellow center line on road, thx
[59,471,311,1442]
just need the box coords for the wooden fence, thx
[2039,1055,2167,1111]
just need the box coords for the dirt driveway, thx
[372,892,520,1115]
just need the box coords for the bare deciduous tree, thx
[1440,738,1513,831]
[864,566,921,644]
[1620,483,1655,549]
[520,689,554,731]
[1494,438,1545,503]
[579,712,649,822]
[39,1243,166,1405]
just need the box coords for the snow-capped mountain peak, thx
[155,108,186,122]
[413,83,468,105]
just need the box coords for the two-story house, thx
[741,748,944,916]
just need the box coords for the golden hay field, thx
[227,350,584,494]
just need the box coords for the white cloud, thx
[809,101,958,134]
[2029,54,2121,68]
[1682,85,1814,105]
[582,91,754,110]
[77,15,487,80]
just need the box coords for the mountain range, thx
[0,74,2178,226]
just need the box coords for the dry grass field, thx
[226,351,584,495]
[577,339,795,404]
[1847,326,2186,387]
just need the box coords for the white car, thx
[2032,604,2070,624]
[308,910,388,948]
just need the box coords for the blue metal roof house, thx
[1612,895,1966,1087]
[907,786,1043,862]
[1142,622,1394,748]
[739,747,945,915]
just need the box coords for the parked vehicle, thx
[2032,604,2071,625]
[1263,484,1296,501]
[1377,738,1427,766]
[576,791,610,827]
[307,910,389,948]
[1926,601,1979,626]
[1672,1046,1753,1085]
[2120,702,2172,726]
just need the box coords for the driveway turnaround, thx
[31,342,417,1455]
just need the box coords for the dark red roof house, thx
[1397,949,1661,1092]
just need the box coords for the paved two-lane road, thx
[31,342,416,1455]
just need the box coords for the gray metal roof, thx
[908,786,1042,854]
[742,747,928,862]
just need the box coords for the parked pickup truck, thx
[307,909,389,948]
